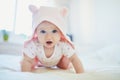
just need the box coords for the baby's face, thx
[36,21,61,48]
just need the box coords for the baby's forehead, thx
[37,21,59,30]
[40,21,54,26]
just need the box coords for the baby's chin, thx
[44,45,55,49]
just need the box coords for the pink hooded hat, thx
[28,5,74,48]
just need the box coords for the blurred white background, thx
[0,0,120,44]
[0,0,120,51]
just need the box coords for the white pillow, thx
[0,42,23,55]
[78,43,120,71]
[96,43,120,65]
[0,55,22,71]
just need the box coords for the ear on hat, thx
[60,7,68,17]
[29,5,38,14]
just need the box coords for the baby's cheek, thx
[38,37,44,43]
[54,35,61,42]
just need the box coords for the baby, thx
[21,5,84,73]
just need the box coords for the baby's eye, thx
[40,30,46,33]
[52,30,57,33]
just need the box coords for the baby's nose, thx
[46,33,52,39]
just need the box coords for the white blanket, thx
[0,55,120,80]
[0,70,120,80]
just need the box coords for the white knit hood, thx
[29,5,74,48]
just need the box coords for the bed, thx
[0,42,120,80]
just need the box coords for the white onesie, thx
[22,40,75,67]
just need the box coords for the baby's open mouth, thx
[46,41,53,45]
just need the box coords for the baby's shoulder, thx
[58,42,71,47]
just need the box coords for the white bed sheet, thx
[0,70,120,80]
[0,54,120,80]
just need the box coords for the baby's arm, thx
[70,53,84,73]
[21,53,35,72]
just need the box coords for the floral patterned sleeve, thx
[22,41,36,58]
[62,42,75,58]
